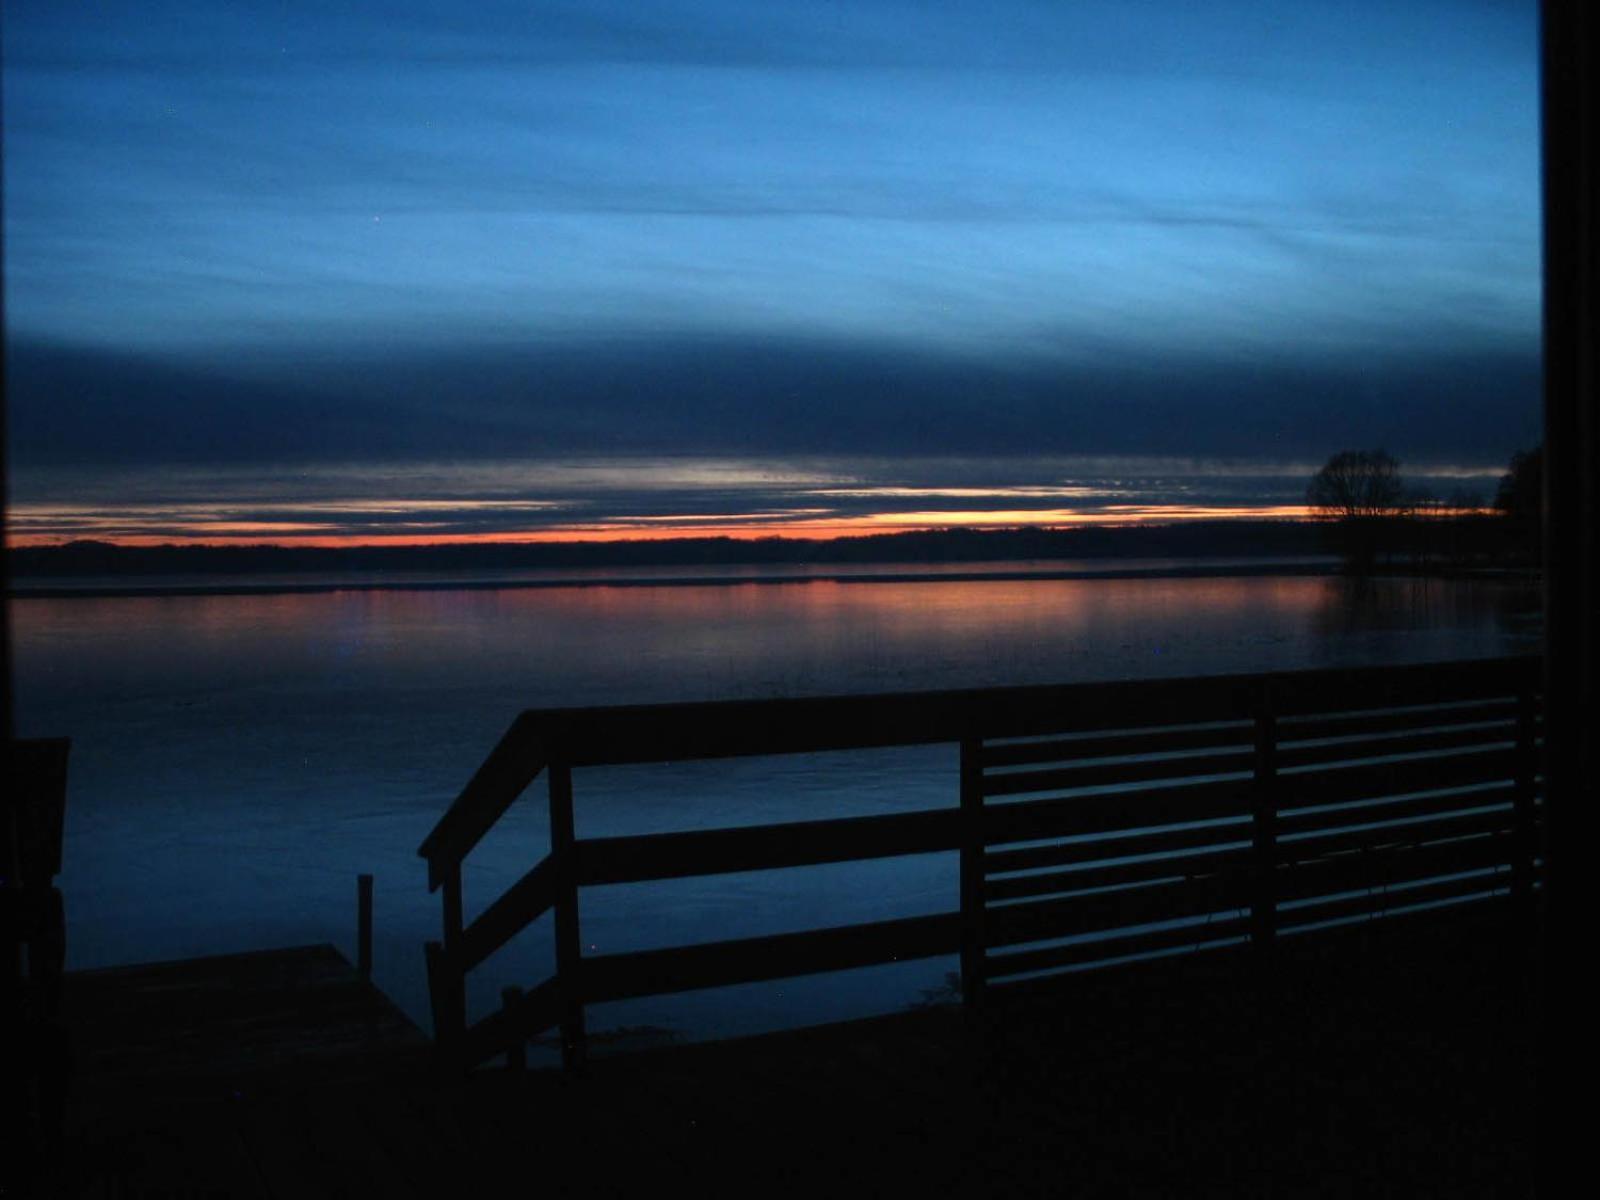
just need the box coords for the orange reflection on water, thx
[476,571,1338,650]
[14,571,1532,720]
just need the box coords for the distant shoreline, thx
[10,558,1353,600]
[8,519,1536,599]
[7,521,1330,573]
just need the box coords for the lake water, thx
[10,565,1541,1056]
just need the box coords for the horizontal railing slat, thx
[986,913,1254,980]
[579,912,962,1003]
[1275,722,1518,770]
[1274,832,1517,903]
[1277,804,1517,863]
[982,749,1257,798]
[576,808,961,886]
[1277,871,1509,929]
[986,873,1252,948]
[1277,783,1520,833]
[984,779,1252,846]
[979,723,1252,769]
[1277,699,1521,744]
[457,855,559,974]
[983,845,1254,903]
[1277,748,1519,807]
[983,821,1251,875]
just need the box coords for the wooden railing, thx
[419,656,1541,1071]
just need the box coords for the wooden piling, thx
[502,987,526,1073]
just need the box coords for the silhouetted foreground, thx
[9,657,1543,1196]
[421,657,1540,1074]
[33,905,1533,1197]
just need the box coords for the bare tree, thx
[1305,450,1407,521]
[1306,450,1408,570]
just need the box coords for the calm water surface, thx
[11,569,1541,1054]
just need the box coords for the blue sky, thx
[2,0,1543,541]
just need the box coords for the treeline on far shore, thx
[7,517,1540,579]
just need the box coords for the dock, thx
[27,900,1534,1198]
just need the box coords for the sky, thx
[3,0,1542,545]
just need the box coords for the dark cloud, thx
[5,333,1541,474]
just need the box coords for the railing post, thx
[1511,679,1539,923]
[502,986,527,1074]
[357,872,373,980]
[428,860,468,1058]
[549,760,587,1071]
[959,735,986,1015]
[1251,680,1279,959]
[424,939,444,1032]
[441,861,465,957]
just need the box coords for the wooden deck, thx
[21,900,1536,1198]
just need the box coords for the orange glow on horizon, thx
[9,504,1321,548]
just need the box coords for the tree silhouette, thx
[1306,449,1408,570]
[1305,450,1406,520]
[1494,444,1543,564]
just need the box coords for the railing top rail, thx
[514,654,1536,762]
[418,654,1539,879]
